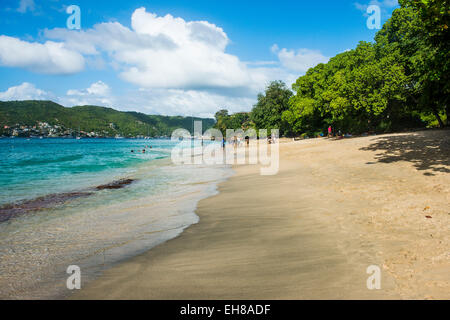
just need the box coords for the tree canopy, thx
[250,80,293,136]
[282,0,449,135]
[216,1,449,137]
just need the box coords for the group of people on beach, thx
[222,136,244,149]
[221,135,274,148]
[326,126,354,139]
[327,126,344,138]
[222,136,249,149]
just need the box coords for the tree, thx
[381,0,450,126]
[229,112,251,130]
[250,81,293,135]
[214,109,229,135]
[214,1,447,135]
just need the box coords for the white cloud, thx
[0,81,250,118]
[63,81,113,106]
[67,81,110,96]
[45,8,284,94]
[275,48,329,73]
[0,36,85,74]
[61,81,256,117]
[270,44,279,54]
[44,20,176,56]
[0,81,113,108]
[0,82,50,101]
[17,0,35,13]
[0,8,332,116]
[120,88,256,118]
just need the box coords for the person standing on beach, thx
[328,126,332,138]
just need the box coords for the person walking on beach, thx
[328,126,332,138]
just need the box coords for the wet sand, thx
[73,130,449,300]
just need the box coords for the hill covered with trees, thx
[0,100,214,138]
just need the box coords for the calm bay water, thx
[0,138,177,206]
[0,137,231,299]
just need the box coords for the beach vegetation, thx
[217,1,448,137]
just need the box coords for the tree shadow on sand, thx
[360,130,450,176]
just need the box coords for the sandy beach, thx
[73,130,449,300]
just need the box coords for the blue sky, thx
[0,0,399,117]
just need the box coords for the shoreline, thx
[72,129,449,299]
[71,146,393,299]
[0,154,232,299]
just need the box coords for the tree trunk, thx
[432,106,445,128]
[446,105,450,127]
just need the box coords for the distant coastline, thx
[0,100,215,138]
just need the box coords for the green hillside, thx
[0,100,215,137]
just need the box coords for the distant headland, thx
[0,100,215,138]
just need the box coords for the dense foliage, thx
[283,0,449,136]
[214,81,293,136]
[250,81,293,136]
[216,1,449,137]
[214,109,252,134]
[0,100,214,137]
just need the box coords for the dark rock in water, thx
[96,178,135,190]
[0,192,93,223]
[0,178,137,223]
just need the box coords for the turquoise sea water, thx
[0,137,231,299]
[0,138,177,206]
